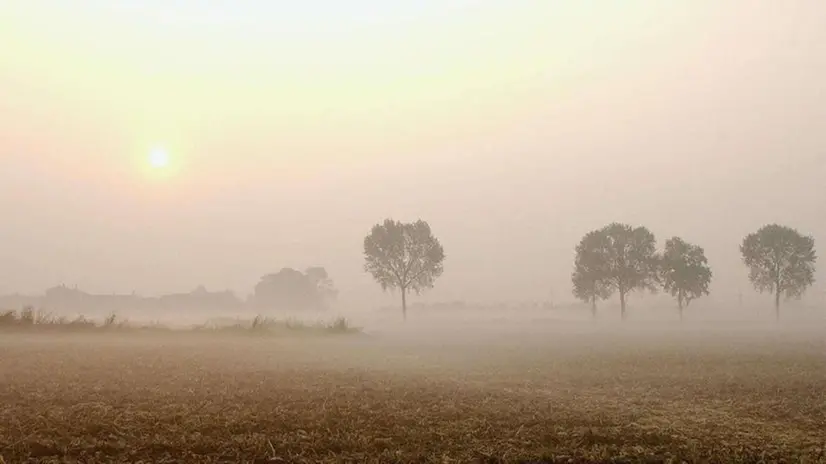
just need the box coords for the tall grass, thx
[196,315,360,335]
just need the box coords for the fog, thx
[2,1,825,314]
[7,3,826,462]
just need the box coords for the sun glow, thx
[148,148,170,169]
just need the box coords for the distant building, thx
[157,286,242,312]
[0,284,243,316]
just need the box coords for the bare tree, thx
[364,219,445,320]
[740,224,816,320]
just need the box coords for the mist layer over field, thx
[2,312,825,463]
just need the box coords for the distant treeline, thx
[362,219,817,321]
[569,223,816,320]
[3,220,818,322]
[0,267,338,315]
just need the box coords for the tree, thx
[573,223,659,320]
[740,224,816,320]
[602,223,660,319]
[660,237,712,319]
[304,266,339,301]
[364,219,445,320]
[572,229,613,318]
[252,267,337,311]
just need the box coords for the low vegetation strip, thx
[0,307,360,336]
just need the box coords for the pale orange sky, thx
[1,1,825,307]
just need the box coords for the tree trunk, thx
[401,287,407,321]
[619,289,626,321]
[774,272,781,322]
[678,292,684,322]
[591,295,597,319]
[774,288,780,322]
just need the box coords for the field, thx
[1,322,825,463]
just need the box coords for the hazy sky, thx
[2,1,825,307]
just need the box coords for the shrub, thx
[20,306,35,325]
[68,316,96,329]
[326,317,356,334]
[103,313,117,328]
[35,310,57,325]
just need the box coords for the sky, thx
[1,1,825,308]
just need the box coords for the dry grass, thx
[0,309,359,337]
[0,328,824,463]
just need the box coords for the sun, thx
[148,148,170,169]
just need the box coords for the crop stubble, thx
[0,330,824,463]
